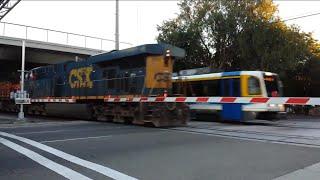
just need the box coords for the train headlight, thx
[278,104,285,111]
[268,104,276,107]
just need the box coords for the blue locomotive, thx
[20,43,189,126]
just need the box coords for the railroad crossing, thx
[1,1,320,180]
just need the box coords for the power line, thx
[284,10,320,20]
[284,11,320,22]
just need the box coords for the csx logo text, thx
[69,67,93,88]
[154,72,171,82]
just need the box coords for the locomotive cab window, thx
[103,68,116,79]
[102,68,117,89]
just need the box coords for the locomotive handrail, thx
[92,75,145,82]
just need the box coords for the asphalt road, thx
[1,118,320,180]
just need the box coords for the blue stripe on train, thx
[221,71,241,76]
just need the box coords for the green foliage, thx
[157,0,320,96]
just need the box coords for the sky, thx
[2,0,320,50]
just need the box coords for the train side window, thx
[172,82,179,95]
[248,77,261,95]
[186,81,202,96]
[232,78,241,97]
[221,79,231,96]
[202,80,219,96]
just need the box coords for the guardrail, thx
[0,21,133,50]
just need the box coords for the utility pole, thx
[18,40,25,120]
[115,0,119,50]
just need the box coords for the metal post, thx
[66,33,69,45]
[46,30,49,42]
[115,0,119,50]
[3,22,5,36]
[18,40,25,120]
[25,27,28,39]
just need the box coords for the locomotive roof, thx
[88,43,185,63]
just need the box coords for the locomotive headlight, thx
[165,49,171,57]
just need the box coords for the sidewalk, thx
[0,113,39,124]
[0,113,21,123]
[0,112,91,128]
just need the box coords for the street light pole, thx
[115,0,119,50]
[18,40,25,120]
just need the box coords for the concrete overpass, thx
[0,21,132,81]
[0,35,104,64]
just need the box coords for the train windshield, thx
[264,73,282,97]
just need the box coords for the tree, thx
[157,0,320,96]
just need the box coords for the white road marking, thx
[0,137,92,180]
[0,131,138,180]
[273,162,320,180]
[0,121,91,129]
[16,129,75,135]
[41,135,113,143]
[15,126,132,135]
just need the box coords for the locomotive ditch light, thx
[165,49,171,57]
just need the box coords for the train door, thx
[220,78,242,121]
[102,67,119,95]
[54,64,66,97]
[220,78,241,97]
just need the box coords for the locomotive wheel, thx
[92,104,109,121]
[132,104,145,126]
[112,104,124,123]
[151,103,189,127]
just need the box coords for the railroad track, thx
[168,122,320,148]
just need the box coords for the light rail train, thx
[172,69,285,120]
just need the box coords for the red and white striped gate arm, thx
[31,98,76,103]
[104,97,320,105]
